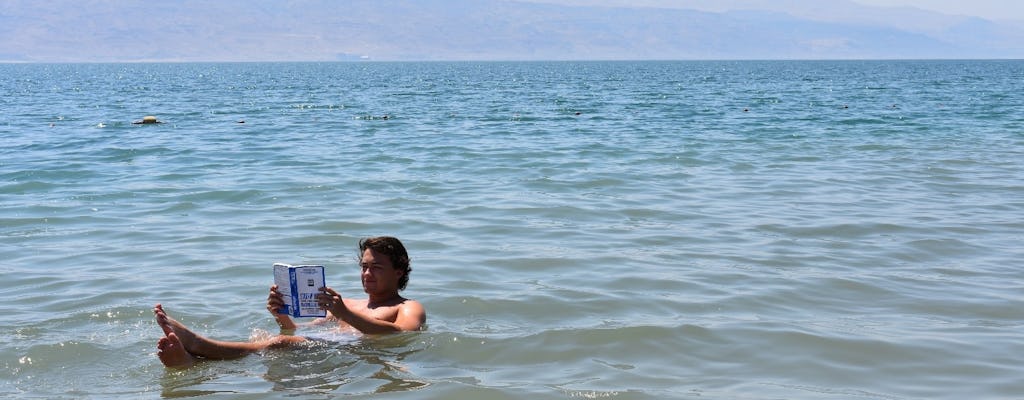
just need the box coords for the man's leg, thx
[154,304,306,362]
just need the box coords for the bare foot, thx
[157,332,195,368]
[154,304,202,354]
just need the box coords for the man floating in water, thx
[132,116,163,124]
[154,236,426,368]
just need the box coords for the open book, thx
[272,263,327,318]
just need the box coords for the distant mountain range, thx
[1,0,1022,62]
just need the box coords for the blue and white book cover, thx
[273,263,327,318]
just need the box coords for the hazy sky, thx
[852,0,1024,20]
[5,0,1023,61]
[527,0,1024,21]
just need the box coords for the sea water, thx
[0,60,1022,399]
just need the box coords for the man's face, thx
[360,248,402,294]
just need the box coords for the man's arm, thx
[319,287,426,334]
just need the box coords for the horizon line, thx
[3,57,1023,64]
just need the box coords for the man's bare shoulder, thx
[398,298,425,314]
[395,298,426,331]
[399,298,422,307]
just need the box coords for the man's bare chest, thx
[347,300,400,322]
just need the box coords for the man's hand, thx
[316,287,344,315]
[267,284,297,332]
[267,284,285,314]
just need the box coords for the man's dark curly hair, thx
[359,236,411,291]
